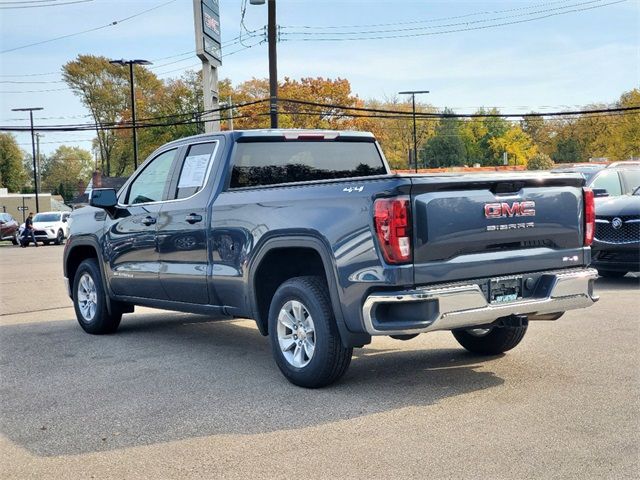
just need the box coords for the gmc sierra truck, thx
[63,129,598,388]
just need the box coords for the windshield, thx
[33,213,61,223]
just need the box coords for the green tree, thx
[527,152,555,170]
[0,133,28,192]
[41,146,93,202]
[489,126,538,167]
[552,137,584,163]
[420,109,467,167]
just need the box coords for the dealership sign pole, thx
[193,0,222,133]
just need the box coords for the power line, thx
[0,87,69,93]
[281,0,606,36]
[280,0,626,42]
[277,98,640,118]
[0,0,94,9]
[0,0,178,54]
[284,0,577,29]
[2,99,637,134]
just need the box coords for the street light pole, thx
[109,59,152,170]
[399,90,429,173]
[11,106,43,212]
[250,0,278,128]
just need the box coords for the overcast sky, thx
[1,0,638,155]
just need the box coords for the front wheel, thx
[54,229,64,245]
[268,276,352,388]
[11,233,18,245]
[452,324,527,355]
[73,258,121,334]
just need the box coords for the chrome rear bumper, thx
[362,268,599,336]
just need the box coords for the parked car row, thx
[0,211,71,246]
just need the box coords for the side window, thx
[126,149,178,204]
[591,171,622,196]
[174,142,217,199]
[62,213,70,222]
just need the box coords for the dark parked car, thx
[592,186,640,277]
[0,213,19,245]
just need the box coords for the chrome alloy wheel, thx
[277,300,316,368]
[77,273,98,322]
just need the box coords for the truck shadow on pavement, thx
[1,313,504,457]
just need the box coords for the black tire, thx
[597,269,627,278]
[72,258,121,334]
[11,233,18,245]
[54,229,64,245]
[268,276,352,388]
[43,240,50,246]
[452,325,527,355]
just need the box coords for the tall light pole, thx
[11,106,43,212]
[109,59,152,170]
[399,90,429,172]
[250,0,278,128]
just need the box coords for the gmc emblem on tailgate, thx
[484,201,536,218]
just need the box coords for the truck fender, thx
[247,234,370,348]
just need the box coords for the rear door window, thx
[230,141,387,188]
[174,142,217,199]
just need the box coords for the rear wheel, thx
[73,258,121,334]
[268,276,352,388]
[452,324,527,355]
[597,269,627,278]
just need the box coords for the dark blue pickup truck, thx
[64,129,598,387]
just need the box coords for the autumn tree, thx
[0,133,28,192]
[521,114,553,156]
[41,146,93,201]
[62,55,129,176]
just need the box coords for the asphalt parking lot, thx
[0,244,638,479]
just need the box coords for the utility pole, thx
[228,97,234,130]
[250,0,278,128]
[11,106,43,212]
[35,133,42,191]
[109,59,152,170]
[398,90,429,173]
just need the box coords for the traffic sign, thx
[17,206,28,211]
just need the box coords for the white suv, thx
[19,211,71,245]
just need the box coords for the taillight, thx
[374,197,411,264]
[583,187,595,246]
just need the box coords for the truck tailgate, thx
[410,174,587,284]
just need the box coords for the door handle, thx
[185,213,203,224]
[141,216,156,226]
